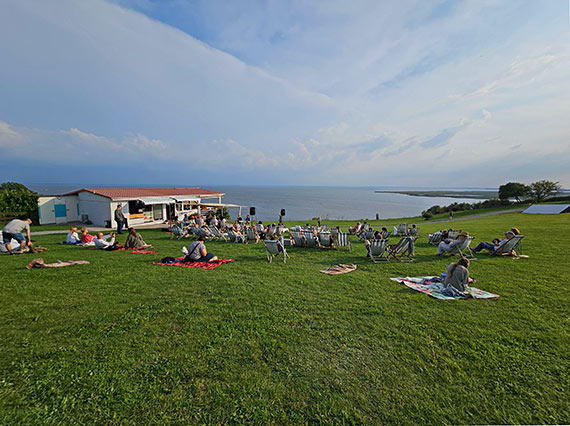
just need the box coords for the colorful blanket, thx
[131,250,158,254]
[320,264,357,275]
[153,257,235,269]
[390,276,500,300]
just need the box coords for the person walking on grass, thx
[2,218,32,253]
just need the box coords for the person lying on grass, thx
[182,235,218,263]
[444,258,474,292]
[94,232,122,251]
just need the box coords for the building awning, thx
[137,197,175,205]
[170,196,200,202]
[198,202,243,208]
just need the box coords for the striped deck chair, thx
[368,240,388,263]
[443,236,475,259]
[408,227,419,237]
[397,224,407,236]
[387,237,414,262]
[492,235,525,257]
[208,226,226,241]
[169,222,187,240]
[428,232,443,245]
[290,231,306,247]
[319,231,333,248]
[246,228,259,243]
[360,230,375,242]
[264,240,289,263]
[227,230,246,243]
[381,230,391,240]
[304,233,319,248]
[447,229,460,240]
[335,232,352,252]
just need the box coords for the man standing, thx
[114,204,125,234]
[2,218,32,253]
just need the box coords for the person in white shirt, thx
[65,227,82,244]
[94,232,120,251]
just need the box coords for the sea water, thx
[28,184,487,222]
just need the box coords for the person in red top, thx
[80,228,95,244]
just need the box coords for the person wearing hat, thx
[472,231,514,254]
[437,231,469,255]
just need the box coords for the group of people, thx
[64,226,149,251]
[436,227,521,256]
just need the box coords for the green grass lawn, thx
[1,212,569,425]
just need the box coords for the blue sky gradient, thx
[1,0,569,187]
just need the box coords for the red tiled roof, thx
[64,188,224,200]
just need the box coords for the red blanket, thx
[153,257,235,269]
[131,250,158,254]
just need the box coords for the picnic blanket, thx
[153,257,235,269]
[320,264,357,275]
[131,249,158,254]
[390,276,500,300]
[26,258,90,269]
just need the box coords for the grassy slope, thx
[1,212,569,425]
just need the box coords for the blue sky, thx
[1,0,569,187]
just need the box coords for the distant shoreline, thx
[374,190,497,199]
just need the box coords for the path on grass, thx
[422,208,524,225]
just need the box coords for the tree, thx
[0,182,39,223]
[528,180,562,203]
[498,182,530,202]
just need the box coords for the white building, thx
[38,187,228,227]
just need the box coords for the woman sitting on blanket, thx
[80,228,95,245]
[124,227,149,250]
[444,258,474,292]
[66,227,82,245]
[183,235,218,263]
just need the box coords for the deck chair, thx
[443,236,475,259]
[408,227,419,237]
[368,240,388,263]
[169,223,187,240]
[493,235,525,257]
[360,230,375,242]
[246,228,259,243]
[264,240,289,263]
[290,232,306,247]
[447,230,460,240]
[397,224,407,236]
[335,232,352,252]
[304,234,319,248]
[265,226,276,239]
[428,232,443,245]
[387,237,414,262]
[319,231,333,248]
[208,226,226,241]
[380,230,391,240]
[227,230,246,243]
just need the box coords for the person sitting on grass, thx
[472,231,514,254]
[444,258,474,292]
[437,231,469,255]
[80,228,95,245]
[124,227,149,249]
[2,218,32,254]
[182,235,218,263]
[65,226,82,245]
[94,232,121,251]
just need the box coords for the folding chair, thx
[264,240,288,263]
[368,240,388,263]
[319,231,333,248]
[493,235,525,257]
[290,232,306,247]
[387,237,414,262]
[335,232,352,252]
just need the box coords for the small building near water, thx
[38,187,230,227]
[522,204,570,215]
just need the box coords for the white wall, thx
[38,196,56,225]
[78,192,112,227]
